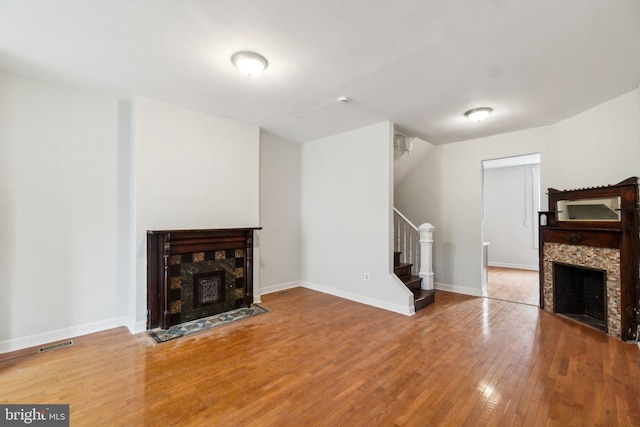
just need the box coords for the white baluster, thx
[414,236,420,276]
[402,224,407,264]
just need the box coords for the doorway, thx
[482,154,540,305]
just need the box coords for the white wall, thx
[300,122,413,314]
[483,164,539,270]
[133,96,260,329]
[259,130,301,294]
[548,91,640,191]
[0,71,123,352]
[395,88,640,296]
[394,137,434,187]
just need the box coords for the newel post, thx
[418,223,435,290]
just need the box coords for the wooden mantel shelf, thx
[147,227,262,234]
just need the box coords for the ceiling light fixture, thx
[464,107,493,123]
[231,51,268,77]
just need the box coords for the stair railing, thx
[394,208,420,276]
[393,208,435,290]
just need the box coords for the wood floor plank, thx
[487,266,539,306]
[1,287,639,426]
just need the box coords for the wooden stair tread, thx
[394,250,434,311]
[411,288,436,298]
[400,275,422,289]
[394,264,413,277]
[412,289,436,310]
[394,263,413,270]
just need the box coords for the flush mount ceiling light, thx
[231,51,268,77]
[464,107,493,123]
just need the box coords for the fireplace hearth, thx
[539,177,639,341]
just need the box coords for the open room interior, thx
[1,1,640,425]
[482,154,541,306]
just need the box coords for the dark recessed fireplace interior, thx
[553,262,607,332]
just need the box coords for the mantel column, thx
[418,223,435,290]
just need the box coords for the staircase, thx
[394,251,435,311]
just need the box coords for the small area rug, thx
[147,304,268,343]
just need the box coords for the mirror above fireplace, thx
[557,197,621,221]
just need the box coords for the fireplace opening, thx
[553,262,607,332]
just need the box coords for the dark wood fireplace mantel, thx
[147,227,261,330]
[538,177,639,340]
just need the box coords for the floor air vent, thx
[38,340,74,353]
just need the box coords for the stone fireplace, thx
[539,178,639,341]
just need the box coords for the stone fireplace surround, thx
[538,178,639,341]
[542,242,621,337]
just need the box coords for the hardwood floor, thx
[487,266,539,306]
[2,287,639,426]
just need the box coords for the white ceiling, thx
[0,0,638,144]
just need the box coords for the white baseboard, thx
[300,281,413,316]
[259,281,300,296]
[435,282,483,297]
[127,320,148,335]
[488,262,539,271]
[0,317,130,354]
